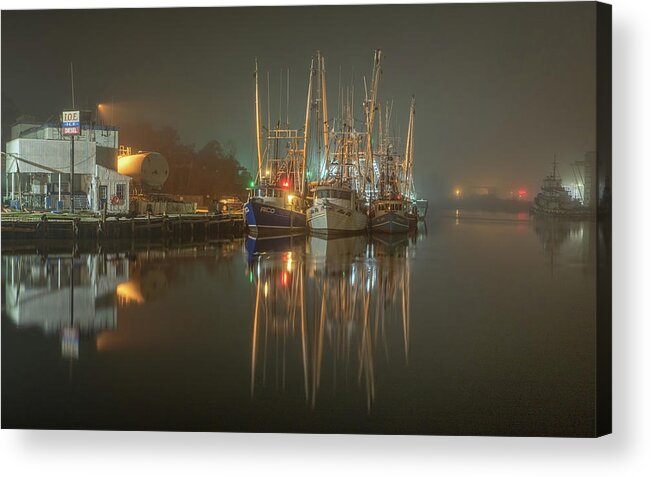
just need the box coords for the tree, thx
[119,122,252,199]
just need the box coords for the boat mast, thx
[254,59,263,181]
[386,100,393,148]
[302,57,315,196]
[365,49,382,201]
[319,53,330,179]
[403,95,415,198]
[378,102,383,155]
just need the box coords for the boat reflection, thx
[245,234,306,260]
[532,216,595,275]
[248,233,412,411]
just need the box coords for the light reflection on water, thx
[247,234,415,411]
[1,214,599,435]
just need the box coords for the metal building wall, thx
[6,138,97,174]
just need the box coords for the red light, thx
[517,189,527,197]
[282,181,289,188]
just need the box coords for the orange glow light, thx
[116,282,145,305]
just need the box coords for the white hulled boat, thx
[307,52,368,235]
[309,184,368,234]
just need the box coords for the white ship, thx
[309,184,368,234]
[307,51,368,235]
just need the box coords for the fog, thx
[1,3,596,202]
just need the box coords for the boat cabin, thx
[250,185,287,199]
[314,187,353,201]
[375,200,407,212]
[249,184,301,210]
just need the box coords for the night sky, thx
[1,2,596,199]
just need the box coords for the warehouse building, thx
[4,117,131,213]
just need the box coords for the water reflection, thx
[3,253,129,358]
[532,216,595,275]
[2,241,243,360]
[1,215,600,435]
[248,234,412,411]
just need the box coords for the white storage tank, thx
[118,152,169,189]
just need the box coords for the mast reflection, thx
[248,234,412,411]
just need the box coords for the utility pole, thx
[70,62,75,213]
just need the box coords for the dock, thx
[0,212,244,241]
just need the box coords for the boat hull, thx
[244,200,306,236]
[415,199,428,221]
[307,204,367,235]
[370,211,411,234]
[530,199,592,218]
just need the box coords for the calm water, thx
[1,212,598,436]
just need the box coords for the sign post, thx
[62,111,80,213]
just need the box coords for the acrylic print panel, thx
[0,2,611,437]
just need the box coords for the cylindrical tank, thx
[118,152,169,189]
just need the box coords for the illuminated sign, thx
[61,110,80,135]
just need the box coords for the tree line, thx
[119,122,253,201]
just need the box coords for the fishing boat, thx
[530,158,590,217]
[309,184,368,234]
[244,59,313,236]
[370,95,418,233]
[307,52,368,235]
[245,183,306,235]
[370,199,412,233]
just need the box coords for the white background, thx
[1,0,649,475]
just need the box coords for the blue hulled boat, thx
[244,184,306,236]
[245,58,311,237]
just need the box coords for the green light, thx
[249,181,255,188]
[249,271,253,283]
